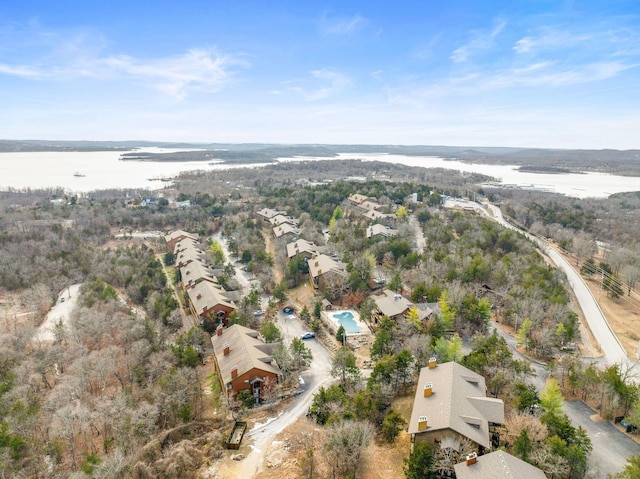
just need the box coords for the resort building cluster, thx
[166,191,549,477]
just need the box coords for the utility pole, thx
[598,269,604,299]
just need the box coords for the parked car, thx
[253,310,265,316]
[60,297,65,303]
[283,306,294,314]
[301,332,315,340]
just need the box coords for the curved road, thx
[482,202,633,370]
[235,312,334,477]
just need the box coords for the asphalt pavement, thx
[239,311,335,478]
[490,322,639,477]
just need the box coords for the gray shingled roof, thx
[269,214,297,226]
[454,451,546,479]
[256,208,285,219]
[211,324,281,387]
[372,289,413,317]
[175,246,207,267]
[308,254,346,279]
[173,237,200,255]
[187,280,235,315]
[286,239,318,259]
[366,224,397,239]
[408,361,504,449]
[165,229,199,244]
[273,223,300,238]
[181,260,217,285]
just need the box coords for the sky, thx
[1,1,640,149]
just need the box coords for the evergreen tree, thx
[404,441,435,479]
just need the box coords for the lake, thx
[0,149,637,199]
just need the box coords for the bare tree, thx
[572,233,597,267]
[323,420,373,479]
[621,263,640,296]
[261,376,280,411]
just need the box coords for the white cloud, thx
[319,13,368,35]
[0,47,246,99]
[287,69,351,101]
[102,48,245,99]
[513,30,595,54]
[0,63,46,79]
[0,23,246,99]
[451,19,507,63]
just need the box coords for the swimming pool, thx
[331,311,361,334]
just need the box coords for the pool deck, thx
[321,309,369,336]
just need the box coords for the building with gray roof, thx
[454,450,546,479]
[408,361,504,451]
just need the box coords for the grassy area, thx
[207,371,224,409]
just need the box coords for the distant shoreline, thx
[517,165,577,174]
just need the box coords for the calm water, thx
[0,148,270,193]
[0,149,637,198]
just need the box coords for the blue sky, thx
[1,1,639,148]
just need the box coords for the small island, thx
[517,165,573,174]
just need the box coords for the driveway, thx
[211,232,257,296]
[490,322,639,477]
[237,311,334,478]
[563,400,639,477]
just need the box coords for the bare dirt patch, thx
[246,392,416,479]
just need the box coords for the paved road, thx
[481,201,634,370]
[491,322,639,477]
[565,400,640,477]
[238,311,334,477]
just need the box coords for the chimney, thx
[418,416,428,431]
[428,356,437,369]
[231,366,238,379]
[466,452,478,466]
[216,325,223,336]
[223,342,230,355]
[423,382,433,397]
[315,261,319,266]
[196,293,202,300]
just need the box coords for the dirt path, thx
[156,253,194,330]
[34,284,81,342]
[264,233,283,284]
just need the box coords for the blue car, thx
[283,306,294,314]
